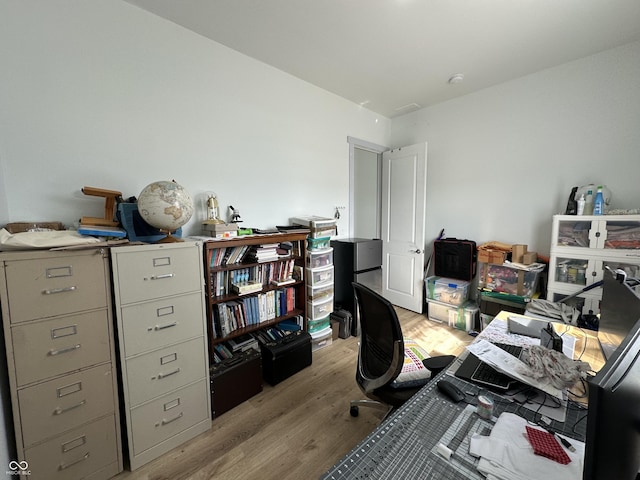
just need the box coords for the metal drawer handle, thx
[53,400,86,415]
[157,412,183,427]
[149,273,174,280]
[43,286,77,295]
[48,344,81,356]
[157,368,181,380]
[58,452,90,471]
[150,321,178,331]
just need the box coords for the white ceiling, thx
[125,0,640,118]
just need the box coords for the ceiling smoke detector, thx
[448,73,465,84]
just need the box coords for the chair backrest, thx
[352,282,405,393]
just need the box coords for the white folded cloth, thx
[0,228,100,250]
[469,412,584,480]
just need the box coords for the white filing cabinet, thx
[548,214,640,314]
[0,248,122,480]
[110,241,211,470]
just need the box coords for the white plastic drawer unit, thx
[112,245,202,305]
[307,283,334,302]
[3,253,108,323]
[306,247,333,269]
[306,265,334,287]
[307,295,334,320]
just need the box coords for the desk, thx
[321,311,604,480]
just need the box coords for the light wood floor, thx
[113,308,473,480]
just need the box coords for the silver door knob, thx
[410,249,422,254]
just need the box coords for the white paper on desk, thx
[466,340,564,399]
[470,412,584,480]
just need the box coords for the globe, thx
[138,180,194,242]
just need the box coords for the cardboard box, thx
[512,244,528,263]
[522,251,537,264]
[478,248,507,264]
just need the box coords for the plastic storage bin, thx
[479,263,544,297]
[425,276,470,306]
[310,326,333,352]
[307,295,334,320]
[426,299,478,331]
[306,247,333,268]
[307,237,331,250]
[306,265,334,287]
[308,314,330,333]
[307,283,334,302]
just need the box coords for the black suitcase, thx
[210,349,263,418]
[259,330,312,386]
[330,309,352,338]
[434,238,477,281]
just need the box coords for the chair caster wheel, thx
[350,405,359,417]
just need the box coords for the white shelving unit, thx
[547,214,640,314]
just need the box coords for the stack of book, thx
[203,222,238,238]
[244,243,280,263]
[226,334,259,354]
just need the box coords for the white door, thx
[381,143,427,312]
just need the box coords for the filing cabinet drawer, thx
[120,292,205,357]
[125,337,207,406]
[113,245,202,304]
[24,414,120,480]
[18,364,116,447]
[12,310,111,386]
[130,379,209,455]
[3,253,107,323]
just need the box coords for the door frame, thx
[347,136,388,238]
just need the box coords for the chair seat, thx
[369,384,423,408]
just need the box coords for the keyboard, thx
[471,342,523,390]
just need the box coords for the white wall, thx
[391,40,640,256]
[0,1,390,235]
[0,0,391,467]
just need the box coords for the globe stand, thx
[157,230,183,243]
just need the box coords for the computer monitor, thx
[597,271,640,361]
[583,314,640,480]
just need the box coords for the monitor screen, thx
[583,314,640,480]
[597,272,640,361]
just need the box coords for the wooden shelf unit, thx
[203,232,309,351]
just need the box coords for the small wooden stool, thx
[80,186,122,227]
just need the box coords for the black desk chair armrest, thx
[423,355,456,377]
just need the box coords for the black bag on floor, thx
[259,330,312,386]
[434,238,477,281]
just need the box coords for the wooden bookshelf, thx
[202,232,309,357]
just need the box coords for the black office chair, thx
[349,282,455,417]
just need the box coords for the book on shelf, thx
[226,334,259,353]
[212,285,297,339]
[231,281,262,295]
[271,278,295,287]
